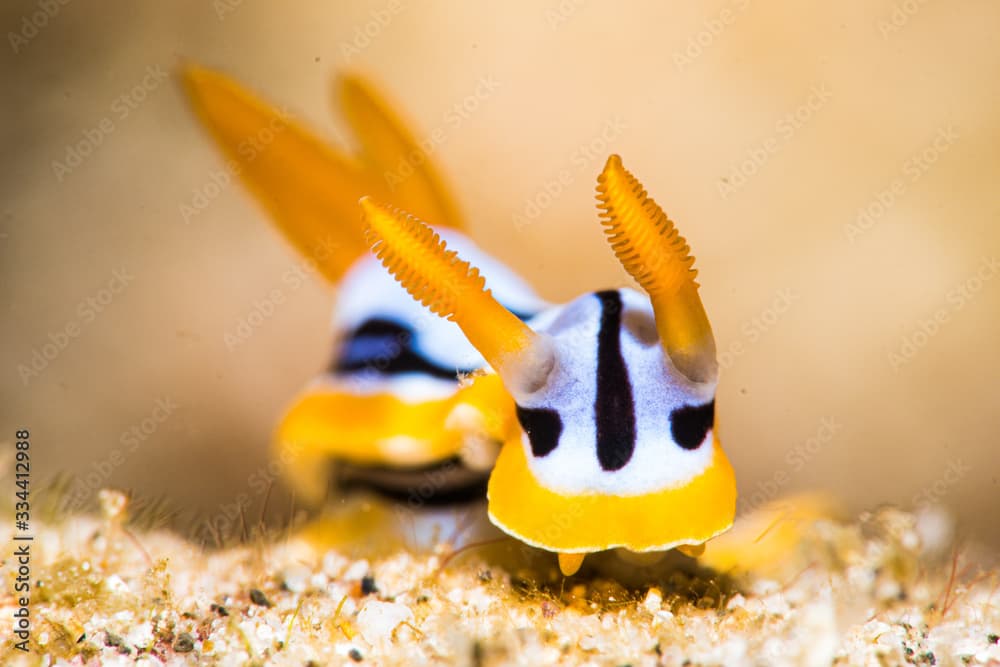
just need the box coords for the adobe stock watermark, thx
[7,0,71,54]
[213,0,247,20]
[65,397,180,512]
[544,0,588,30]
[718,287,799,371]
[887,256,999,372]
[392,459,469,522]
[673,0,752,71]
[179,106,292,224]
[717,83,832,199]
[911,458,970,509]
[51,65,169,182]
[738,416,842,514]
[512,116,628,230]
[189,437,310,545]
[339,0,405,62]
[17,267,134,387]
[382,75,501,192]
[223,236,341,350]
[877,0,932,39]
[844,125,959,243]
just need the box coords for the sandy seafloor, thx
[1,493,998,667]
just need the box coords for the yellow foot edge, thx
[676,543,706,558]
[558,552,586,576]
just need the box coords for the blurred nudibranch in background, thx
[182,65,736,575]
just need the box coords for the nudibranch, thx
[183,66,736,575]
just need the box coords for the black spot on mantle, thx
[670,400,715,450]
[516,405,563,457]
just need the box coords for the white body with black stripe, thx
[325,227,719,501]
[329,228,548,401]
[511,288,717,496]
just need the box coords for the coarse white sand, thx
[1,494,998,666]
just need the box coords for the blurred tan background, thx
[2,1,998,544]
